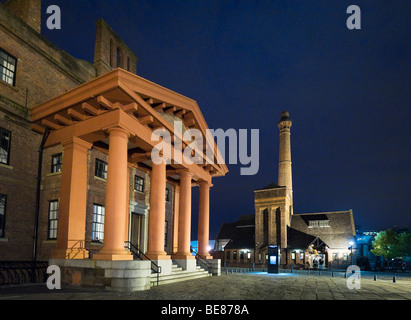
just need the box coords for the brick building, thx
[0,0,227,291]
[214,111,357,270]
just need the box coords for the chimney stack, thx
[3,0,41,33]
[278,111,293,206]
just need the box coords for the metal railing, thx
[124,241,162,286]
[190,248,213,273]
[0,261,48,285]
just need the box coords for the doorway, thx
[130,212,143,251]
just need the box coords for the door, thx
[130,212,143,251]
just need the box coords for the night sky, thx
[33,1,411,239]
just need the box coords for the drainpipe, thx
[32,128,50,263]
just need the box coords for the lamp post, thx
[349,241,354,265]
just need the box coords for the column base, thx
[93,249,133,261]
[197,252,212,259]
[173,258,197,271]
[50,248,89,260]
[145,251,170,261]
[172,252,195,260]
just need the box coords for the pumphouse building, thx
[214,111,356,270]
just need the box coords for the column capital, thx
[177,168,192,178]
[106,125,131,138]
[198,180,212,189]
[61,136,92,150]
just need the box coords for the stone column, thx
[145,161,169,260]
[173,169,194,260]
[197,181,211,258]
[51,137,91,259]
[93,127,133,261]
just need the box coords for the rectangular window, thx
[95,159,107,180]
[291,252,296,260]
[48,200,59,240]
[0,194,6,238]
[134,175,144,192]
[0,128,11,165]
[308,220,330,228]
[343,253,348,261]
[164,220,168,249]
[165,188,170,202]
[51,153,62,173]
[0,49,17,86]
[332,252,338,261]
[92,204,105,242]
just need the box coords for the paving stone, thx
[0,272,410,300]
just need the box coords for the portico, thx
[30,69,227,285]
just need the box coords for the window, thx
[343,253,348,261]
[95,159,107,180]
[134,175,144,192]
[48,200,59,239]
[333,252,338,261]
[0,194,6,238]
[291,252,296,260]
[51,153,62,173]
[165,188,170,202]
[300,252,304,260]
[92,204,105,242]
[308,220,330,228]
[0,49,17,86]
[0,128,11,165]
[164,220,168,249]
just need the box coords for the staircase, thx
[150,261,211,286]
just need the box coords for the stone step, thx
[150,271,211,286]
[149,265,211,286]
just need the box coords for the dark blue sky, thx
[38,0,410,239]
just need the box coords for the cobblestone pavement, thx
[0,272,410,300]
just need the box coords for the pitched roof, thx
[224,225,255,250]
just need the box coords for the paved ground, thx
[0,272,410,300]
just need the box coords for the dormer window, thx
[308,220,330,228]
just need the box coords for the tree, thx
[371,229,401,260]
[398,232,411,258]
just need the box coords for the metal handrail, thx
[124,241,161,286]
[191,248,213,273]
[0,261,48,285]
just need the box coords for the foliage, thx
[371,229,411,260]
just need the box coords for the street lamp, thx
[349,241,354,265]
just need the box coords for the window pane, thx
[0,128,11,165]
[0,49,16,86]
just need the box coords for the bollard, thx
[393,276,396,283]
[374,274,377,281]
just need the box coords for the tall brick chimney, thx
[278,111,293,210]
[3,0,41,33]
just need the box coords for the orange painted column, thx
[51,137,91,259]
[198,181,212,258]
[93,127,133,261]
[146,161,170,260]
[173,169,194,259]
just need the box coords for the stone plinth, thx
[49,259,151,292]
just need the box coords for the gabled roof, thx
[29,68,228,178]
